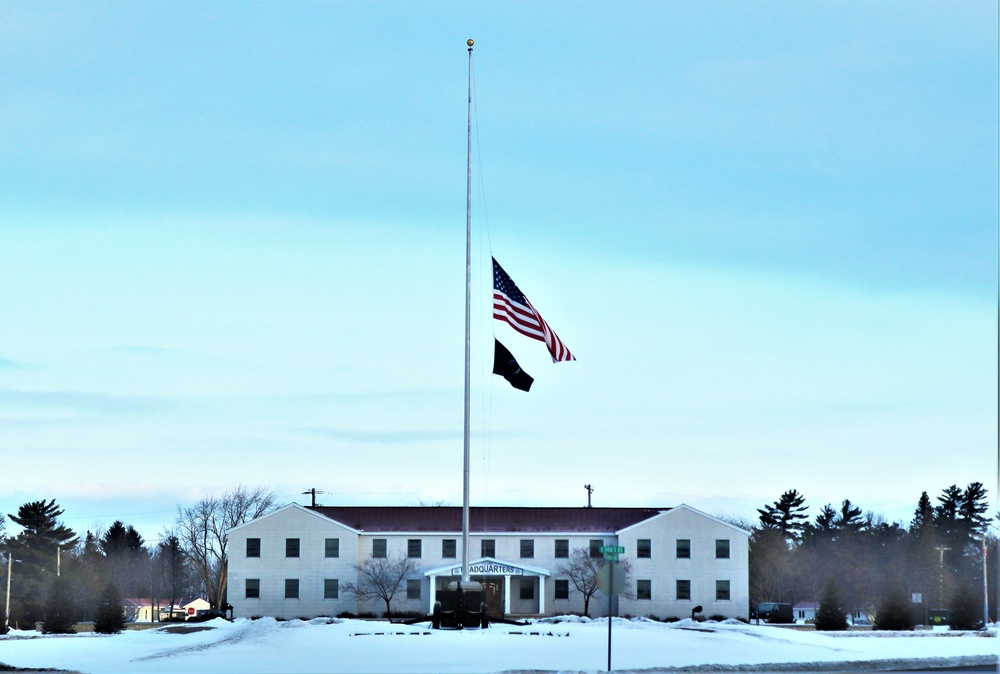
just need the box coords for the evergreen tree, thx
[42,575,76,634]
[71,532,109,622]
[910,492,935,532]
[958,483,990,541]
[94,582,127,634]
[873,585,915,631]
[6,500,78,626]
[814,579,848,631]
[835,499,865,535]
[811,505,838,536]
[947,583,982,630]
[100,521,148,596]
[757,490,809,544]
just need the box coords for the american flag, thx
[492,257,575,362]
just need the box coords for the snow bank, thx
[0,617,995,673]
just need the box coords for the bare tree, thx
[175,485,278,609]
[342,553,419,616]
[556,547,633,617]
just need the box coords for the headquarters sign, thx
[450,562,524,576]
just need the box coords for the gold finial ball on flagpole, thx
[467,39,474,47]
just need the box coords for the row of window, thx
[247,537,731,560]
[246,577,732,603]
[246,578,425,601]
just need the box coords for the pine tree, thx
[100,521,148,596]
[757,490,809,544]
[958,483,990,540]
[835,500,865,535]
[72,532,109,622]
[873,585,915,631]
[910,492,935,533]
[947,583,982,630]
[815,579,848,631]
[42,575,76,634]
[94,582,126,634]
[6,500,78,626]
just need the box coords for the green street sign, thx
[599,546,625,554]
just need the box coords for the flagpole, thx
[462,38,474,584]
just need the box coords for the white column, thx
[428,576,436,613]
[538,576,545,615]
[504,575,511,617]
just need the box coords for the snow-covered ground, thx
[0,617,996,673]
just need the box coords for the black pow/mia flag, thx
[493,339,533,392]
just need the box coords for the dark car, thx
[757,602,794,624]
[187,609,228,623]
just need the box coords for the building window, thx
[676,539,691,559]
[407,579,421,600]
[285,579,299,599]
[286,538,300,558]
[676,580,691,600]
[520,539,534,558]
[325,538,340,558]
[555,579,569,600]
[637,539,651,558]
[555,539,569,558]
[519,579,534,600]
[373,539,387,558]
[716,539,730,559]
[324,579,339,599]
[245,578,260,599]
[407,539,422,558]
[636,580,652,601]
[481,539,495,557]
[442,539,456,558]
[589,539,603,558]
[246,538,260,558]
[716,580,731,601]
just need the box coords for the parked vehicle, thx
[757,602,794,624]
[187,609,228,623]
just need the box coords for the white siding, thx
[229,505,360,619]
[618,506,749,620]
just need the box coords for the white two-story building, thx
[227,503,749,621]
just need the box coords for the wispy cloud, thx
[0,389,170,413]
[302,427,459,444]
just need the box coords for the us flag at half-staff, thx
[492,257,575,362]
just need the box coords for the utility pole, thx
[982,538,989,629]
[935,545,951,607]
[6,553,21,631]
[584,484,594,509]
[301,488,323,508]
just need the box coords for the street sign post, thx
[598,546,626,671]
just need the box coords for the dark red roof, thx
[308,506,669,533]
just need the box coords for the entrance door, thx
[480,579,503,616]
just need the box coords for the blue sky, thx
[1,1,996,543]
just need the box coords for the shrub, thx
[947,584,983,631]
[42,576,76,634]
[336,611,376,619]
[815,580,848,631]
[873,586,915,631]
[93,583,126,634]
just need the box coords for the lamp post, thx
[5,552,22,631]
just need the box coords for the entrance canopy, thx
[424,557,551,616]
[424,557,551,579]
